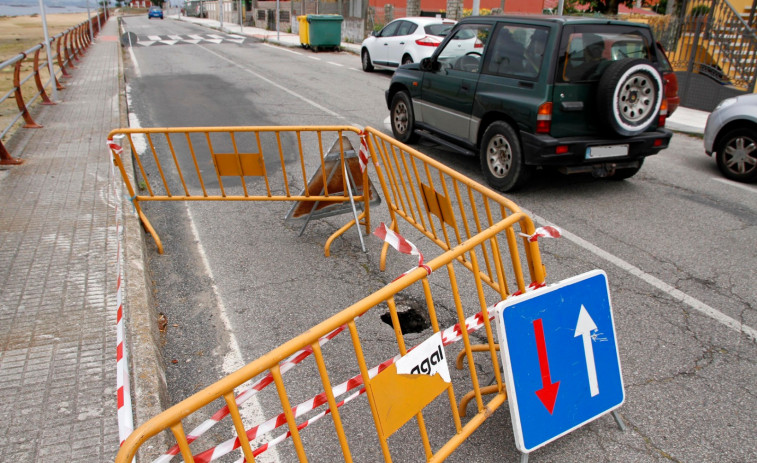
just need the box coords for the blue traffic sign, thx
[495,269,624,453]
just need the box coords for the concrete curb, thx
[116,16,171,461]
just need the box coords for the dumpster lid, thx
[306,14,343,21]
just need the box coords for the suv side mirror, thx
[421,57,439,72]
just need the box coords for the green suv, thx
[385,15,673,191]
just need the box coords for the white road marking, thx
[201,46,343,119]
[186,205,281,463]
[528,211,757,342]
[124,82,279,462]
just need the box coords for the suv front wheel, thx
[390,92,419,144]
[480,122,532,191]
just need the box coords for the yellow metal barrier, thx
[114,126,547,463]
[107,126,373,254]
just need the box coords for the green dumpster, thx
[297,15,309,47]
[306,14,343,51]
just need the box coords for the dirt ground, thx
[0,13,91,62]
[1,12,91,142]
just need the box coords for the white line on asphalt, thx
[328,61,344,67]
[264,43,300,55]
[186,205,281,463]
[528,211,757,342]
[121,23,141,78]
[125,85,279,461]
[712,177,757,194]
[308,55,321,61]
[201,46,344,119]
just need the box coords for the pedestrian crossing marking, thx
[129,33,247,46]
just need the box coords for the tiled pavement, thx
[0,19,123,462]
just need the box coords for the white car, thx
[704,93,757,183]
[361,17,456,72]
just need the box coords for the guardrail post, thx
[64,30,77,69]
[12,53,43,129]
[0,142,24,165]
[33,45,55,106]
[55,34,70,78]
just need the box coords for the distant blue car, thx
[148,6,164,19]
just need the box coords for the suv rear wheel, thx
[480,122,532,191]
[597,58,663,137]
[390,92,419,144]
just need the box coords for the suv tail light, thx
[536,102,552,134]
[415,36,443,47]
[658,97,668,128]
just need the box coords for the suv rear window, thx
[560,29,654,83]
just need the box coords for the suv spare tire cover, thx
[597,58,663,137]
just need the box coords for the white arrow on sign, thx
[574,305,599,397]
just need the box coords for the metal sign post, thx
[495,270,625,458]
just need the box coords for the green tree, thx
[575,0,661,15]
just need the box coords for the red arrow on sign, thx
[533,318,560,414]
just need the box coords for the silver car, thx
[704,93,757,182]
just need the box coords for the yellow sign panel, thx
[213,152,265,177]
[421,183,456,226]
[369,363,450,438]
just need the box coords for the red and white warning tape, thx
[152,217,556,462]
[373,222,432,279]
[108,138,135,449]
[181,282,550,463]
[520,225,562,242]
[153,324,349,462]
[358,132,370,173]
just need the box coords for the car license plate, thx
[586,144,629,159]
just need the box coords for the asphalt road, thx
[120,15,756,463]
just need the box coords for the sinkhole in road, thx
[379,296,430,334]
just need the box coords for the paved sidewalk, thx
[0,18,126,462]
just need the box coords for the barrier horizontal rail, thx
[106,126,375,255]
[113,125,547,463]
[0,11,108,165]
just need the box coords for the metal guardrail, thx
[0,10,109,165]
[111,125,546,463]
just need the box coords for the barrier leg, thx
[324,209,367,257]
[1,142,23,165]
[136,205,164,254]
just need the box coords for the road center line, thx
[202,45,343,119]
[528,211,757,342]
